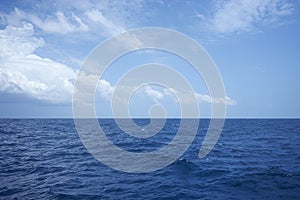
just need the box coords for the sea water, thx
[0,119,299,199]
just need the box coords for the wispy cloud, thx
[85,9,125,35]
[1,0,144,36]
[209,0,294,34]
[108,84,237,106]
[195,93,237,106]
[168,87,237,106]
[145,86,164,102]
[5,8,89,34]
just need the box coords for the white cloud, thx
[0,56,75,103]
[0,22,76,102]
[32,10,88,34]
[72,13,89,31]
[0,22,114,103]
[195,93,237,106]
[166,87,237,106]
[141,86,237,106]
[1,0,145,37]
[210,0,294,34]
[5,8,89,34]
[97,79,114,100]
[0,22,44,57]
[145,86,164,102]
[85,9,125,35]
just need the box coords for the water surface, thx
[0,119,299,199]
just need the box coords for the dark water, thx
[0,119,299,199]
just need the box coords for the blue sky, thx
[0,0,299,118]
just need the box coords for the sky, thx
[0,0,299,118]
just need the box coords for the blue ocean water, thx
[0,119,299,199]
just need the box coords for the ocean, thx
[0,119,299,199]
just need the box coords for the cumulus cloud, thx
[0,55,76,103]
[97,79,114,100]
[0,22,114,103]
[210,0,294,34]
[0,22,77,103]
[0,22,44,57]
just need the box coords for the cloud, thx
[145,86,164,102]
[85,9,125,35]
[0,22,77,102]
[210,0,294,34]
[0,22,114,103]
[195,93,237,106]
[0,56,75,103]
[118,85,237,106]
[0,22,44,57]
[167,87,236,106]
[97,79,114,100]
[0,0,145,37]
[4,8,89,34]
